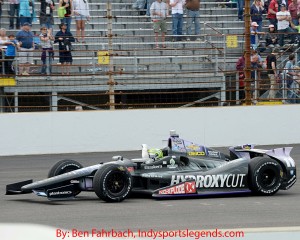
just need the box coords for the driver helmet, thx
[148,148,163,160]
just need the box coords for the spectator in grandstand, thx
[250,22,265,51]
[16,22,34,75]
[150,0,168,48]
[54,23,75,75]
[0,28,8,74]
[236,51,246,102]
[59,0,73,33]
[19,0,36,26]
[9,0,20,30]
[251,0,265,33]
[133,0,146,11]
[284,53,299,103]
[0,0,3,27]
[146,0,155,16]
[5,34,19,75]
[237,0,244,21]
[169,0,185,41]
[250,49,264,94]
[39,0,55,35]
[288,0,299,25]
[266,47,280,100]
[40,27,54,75]
[265,24,280,49]
[73,0,90,43]
[185,0,200,41]
[267,0,278,29]
[276,4,296,46]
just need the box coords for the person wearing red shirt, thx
[289,0,299,25]
[267,0,279,29]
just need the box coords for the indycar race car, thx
[6,131,297,202]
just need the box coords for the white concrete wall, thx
[0,105,300,156]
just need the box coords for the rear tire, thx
[93,164,132,202]
[248,157,282,196]
[48,159,83,196]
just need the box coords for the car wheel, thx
[93,164,132,202]
[248,157,282,196]
[48,159,84,196]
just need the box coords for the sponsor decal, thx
[171,174,246,188]
[158,182,197,195]
[186,144,200,151]
[49,191,72,196]
[172,138,183,144]
[185,182,196,193]
[141,173,163,178]
[159,184,185,195]
[188,151,205,156]
[207,150,220,158]
[144,165,162,170]
[170,159,176,166]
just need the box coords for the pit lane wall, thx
[0,105,300,156]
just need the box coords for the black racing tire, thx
[93,164,132,203]
[48,159,84,196]
[248,157,283,196]
[48,159,84,178]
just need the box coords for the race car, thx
[6,131,297,202]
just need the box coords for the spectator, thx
[265,24,280,49]
[169,0,185,41]
[5,34,19,75]
[267,0,278,29]
[150,0,168,48]
[0,28,8,74]
[266,47,280,100]
[59,0,73,33]
[284,53,299,103]
[16,22,34,75]
[54,23,75,75]
[40,27,54,75]
[40,0,55,35]
[251,50,264,96]
[0,0,3,27]
[19,0,36,26]
[236,51,246,101]
[132,0,146,11]
[251,0,264,33]
[185,0,200,41]
[146,0,155,16]
[288,0,298,26]
[9,0,20,30]
[237,0,244,21]
[73,0,90,43]
[276,4,295,46]
[250,22,264,50]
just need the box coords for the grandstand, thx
[0,1,290,112]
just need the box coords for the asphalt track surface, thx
[1,145,300,232]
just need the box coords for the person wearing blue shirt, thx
[19,0,36,26]
[5,34,19,75]
[16,22,34,75]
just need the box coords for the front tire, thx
[48,159,84,196]
[248,157,283,196]
[93,164,132,202]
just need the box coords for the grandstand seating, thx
[0,1,267,110]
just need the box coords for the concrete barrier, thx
[0,105,300,156]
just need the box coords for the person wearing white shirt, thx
[73,0,90,43]
[276,4,296,46]
[169,0,185,41]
